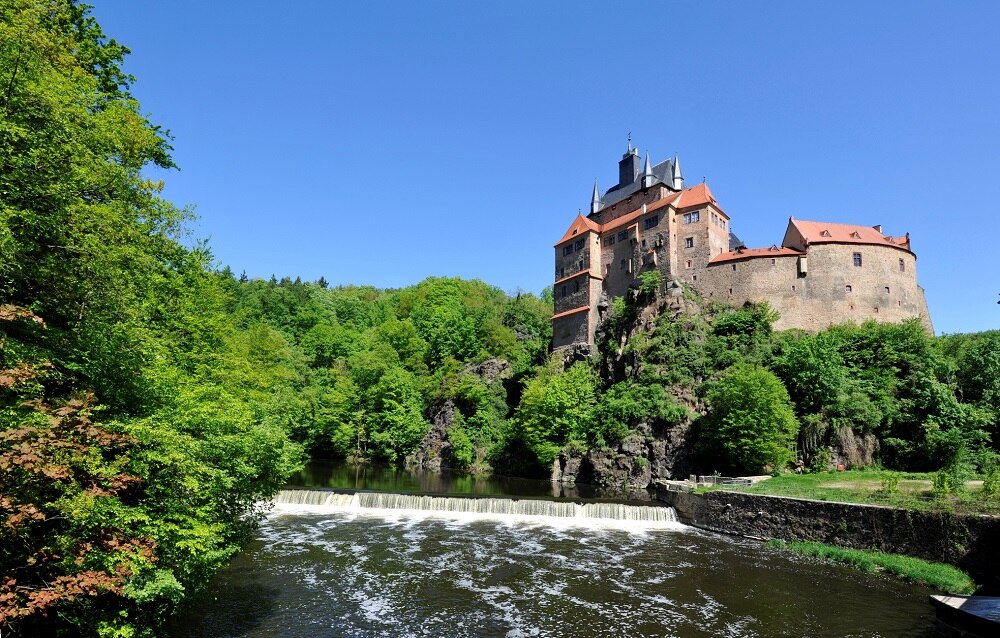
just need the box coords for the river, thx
[167,463,937,637]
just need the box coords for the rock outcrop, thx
[405,399,457,472]
[406,358,513,472]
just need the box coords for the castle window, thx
[620,259,627,270]
[693,275,698,281]
[885,286,890,294]
[852,252,863,267]
[682,211,700,224]
[562,245,573,256]
[617,230,627,242]
[574,281,580,293]
[574,239,584,252]
[899,258,905,272]
[771,259,776,265]
[605,263,611,275]
[686,260,692,268]
[685,237,694,248]
[560,286,567,298]
[641,239,647,248]
[606,235,615,246]
[731,264,737,271]
[791,285,796,292]
[729,288,733,295]
[644,215,659,229]
[578,260,584,270]
[845,284,852,293]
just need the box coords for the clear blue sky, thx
[90,1,999,334]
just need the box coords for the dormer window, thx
[821,230,832,237]
[851,231,862,239]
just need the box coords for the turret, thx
[590,179,602,214]
[641,151,655,188]
[671,153,684,190]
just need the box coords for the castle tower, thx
[618,147,642,189]
[671,153,684,190]
[641,152,655,189]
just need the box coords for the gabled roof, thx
[787,218,911,252]
[709,246,805,265]
[675,182,723,213]
[560,183,727,245]
[555,215,601,246]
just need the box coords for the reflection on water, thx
[169,505,936,638]
[289,460,655,501]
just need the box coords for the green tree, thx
[515,360,597,464]
[704,364,799,474]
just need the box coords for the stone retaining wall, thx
[658,489,1000,587]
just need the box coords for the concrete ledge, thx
[657,489,1000,588]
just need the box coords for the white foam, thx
[271,490,687,532]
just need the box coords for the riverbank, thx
[768,540,976,593]
[657,488,1000,590]
[697,470,1000,516]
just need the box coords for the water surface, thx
[169,501,936,638]
[288,459,655,500]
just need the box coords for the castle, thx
[552,144,933,348]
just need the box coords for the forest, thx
[1,1,998,636]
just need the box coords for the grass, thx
[768,540,977,594]
[698,470,1000,515]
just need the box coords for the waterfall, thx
[273,489,679,525]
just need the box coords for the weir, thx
[274,489,680,524]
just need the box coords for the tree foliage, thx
[703,364,799,474]
[0,3,302,635]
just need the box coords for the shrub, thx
[704,364,799,474]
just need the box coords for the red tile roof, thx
[553,271,604,286]
[675,182,723,213]
[709,245,805,265]
[789,218,911,252]
[555,215,602,246]
[551,305,590,320]
[555,185,722,244]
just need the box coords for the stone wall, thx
[595,184,671,226]
[699,242,932,332]
[659,489,1000,587]
[552,309,589,349]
